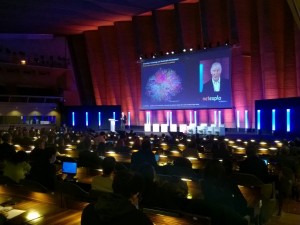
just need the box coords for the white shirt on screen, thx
[212,79,220,92]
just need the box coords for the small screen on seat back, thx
[62,162,77,174]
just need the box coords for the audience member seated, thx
[78,150,102,169]
[182,141,199,158]
[77,134,92,151]
[3,150,31,183]
[29,138,46,163]
[28,146,58,191]
[132,136,142,151]
[211,137,231,160]
[0,133,16,166]
[202,160,249,225]
[93,131,106,155]
[138,162,188,210]
[91,156,116,193]
[275,145,298,215]
[131,138,157,171]
[239,143,271,183]
[163,157,198,179]
[81,170,153,225]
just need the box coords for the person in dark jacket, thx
[81,170,153,225]
[130,138,157,171]
[239,143,271,183]
[0,133,16,162]
[28,146,58,191]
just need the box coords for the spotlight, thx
[183,49,186,52]
[189,48,193,51]
[171,51,174,54]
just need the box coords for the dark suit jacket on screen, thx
[202,78,231,100]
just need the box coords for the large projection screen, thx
[141,47,232,110]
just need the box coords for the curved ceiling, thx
[0,0,184,36]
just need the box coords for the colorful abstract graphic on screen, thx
[146,68,182,102]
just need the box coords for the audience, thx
[81,170,153,225]
[202,160,250,225]
[28,146,58,191]
[91,156,116,193]
[3,150,31,183]
[2,125,299,224]
[0,133,16,163]
[138,162,187,210]
[29,138,46,163]
[131,138,157,171]
[239,143,271,183]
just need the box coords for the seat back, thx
[231,172,264,187]
[56,180,92,208]
[0,175,19,186]
[20,179,49,193]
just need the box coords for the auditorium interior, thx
[0,0,299,225]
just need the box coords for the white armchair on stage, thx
[160,124,169,133]
[179,124,187,133]
[152,124,160,132]
[108,119,118,132]
[187,123,196,134]
[170,124,177,132]
[144,124,151,132]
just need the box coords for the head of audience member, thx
[34,138,46,150]
[112,170,144,208]
[210,62,222,82]
[245,143,258,158]
[1,133,12,144]
[138,163,157,185]
[41,146,57,164]
[8,150,29,164]
[203,160,227,184]
[173,157,192,169]
[140,139,152,153]
[102,156,116,177]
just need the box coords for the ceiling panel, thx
[0,0,184,36]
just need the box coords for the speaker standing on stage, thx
[120,112,127,130]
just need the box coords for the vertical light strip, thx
[128,111,131,127]
[272,109,276,131]
[286,109,290,132]
[98,112,101,127]
[236,110,240,128]
[257,110,261,130]
[146,111,149,124]
[199,64,204,92]
[189,111,192,124]
[245,110,248,129]
[214,111,217,126]
[72,112,75,127]
[194,111,197,125]
[85,112,89,127]
[170,111,173,125]
[218,111,221,127]
[167,111,169,125]
[113,112,116,120]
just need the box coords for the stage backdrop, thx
[62,105,121,131]
[255,97,300,136]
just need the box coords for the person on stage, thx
[120,112,127,131]
[202,62,231,97]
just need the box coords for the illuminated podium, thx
[108,119,118,132]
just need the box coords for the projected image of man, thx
[202,62,230,100]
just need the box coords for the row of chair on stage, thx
[144,123,225,135]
